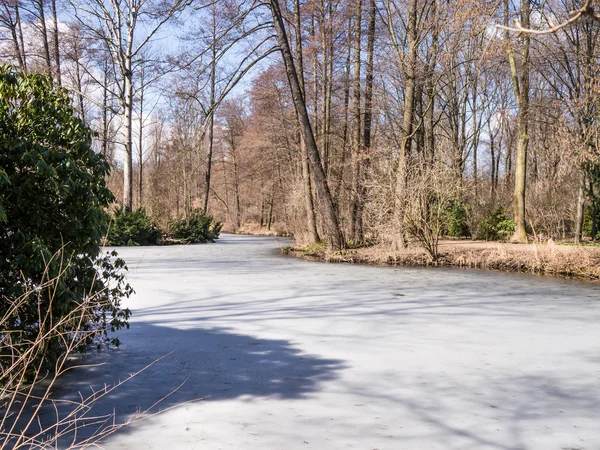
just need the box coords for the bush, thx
[583,204,599,240]
[403,163,455,261]
[106,207,162,246]
[446,200,471,237]
[168,209,223,243]
[497,219,516,241]
[475,207,515,241]
[0,65,131,376]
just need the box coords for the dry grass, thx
[1,252,183,449]
[285,239,600,280]
[224,221,291,237]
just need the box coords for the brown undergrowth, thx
[283,239,600,281]
[223,221,291,237]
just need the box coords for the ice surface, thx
[47,234,600,449]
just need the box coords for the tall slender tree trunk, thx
[74,45,85,122]
[260,196,265,227]
[471,80,479,199]
[232,148,241,230]
[332,17,353,208]
[269,0,344,250]
[295,0,320,244]
[349,0,362,243]
[362,0,376,156]
[506,0,530,242]
[575,170,586,244]
[267,187,275,230]
[203,115,215,215]
[575,17,596,244]
[414,80,424,158]
[202,11,217,216]
[50,0,61,86]
[393,0,418,248]
[35,0,53,77]
[320,1,333,176]
[488,120,497,207]
[101,62,110,156]
[122,58,134,211]
[353,0,376,243]
[138,73,145,208]
[221,155,231,222]
[311,14,320,149]
[5,3,25,68]
[591,182,598,241]
[495,127,502,192]
[15,2,27,69]
[423,0,438,165]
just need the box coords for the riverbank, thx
[284,239,600,281]
[222,222,290,237]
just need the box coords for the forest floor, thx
[286,238,600,280]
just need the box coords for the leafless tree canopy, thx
[2,0,600,251]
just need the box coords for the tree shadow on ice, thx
[367,371,600,450]
[8,324,344,448]
[132,278,600,327]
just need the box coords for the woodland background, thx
[2,0,600,253]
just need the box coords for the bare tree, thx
[349,0,362,244]
[174,0,276,217]
[267,0,344,250]
[50,0,60,84]
[293,0,319,244]
[505,0,531,242]
[384,0,420,247]
[0,0,27,67]
[69,0,190,210]
[34,0,52,74]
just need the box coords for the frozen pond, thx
[55,234,600,449]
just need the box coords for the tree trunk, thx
[122,60,134,211]
[35,0,53,78]
[320,0,333,177]
[203,114,215,215]
[332,17,353,209]
[488,120,497,207]
[16,2,27,69]
[5,2,25,69]
[269,0,344,250]
[393,0,418,248]
[202,13,217,216]
[232,148,241,230]
[349,0,362,243]
[506,0,530,243]
[138,74,145,208]
[575,170,586,244]
[423,0,438,165]
[311,15,320,144]
[353,0,376,244]
[471,80,479,199]
[50,0,61,86]
[74,44,86,122]
[592,203,598,241]
[512,114,529,242]
[294,0,320,244]
[362,0,376,152]
[101,62,110,156]
[590,182,597,241]
[267,187,275,231]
